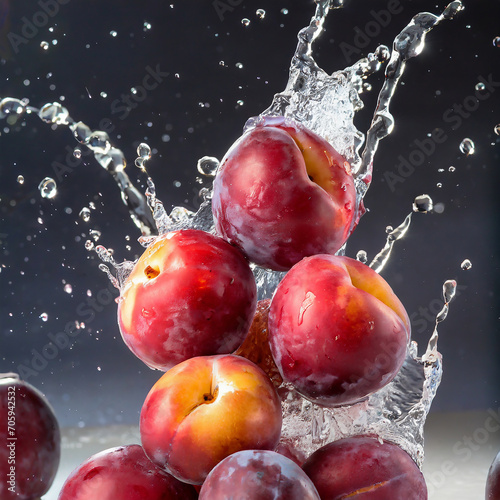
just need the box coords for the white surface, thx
[45,411,500,499]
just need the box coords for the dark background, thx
[0,0,499,428]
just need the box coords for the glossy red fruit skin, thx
[302,436,427,499]
[486,451,500,499]
[117,229,257,371]
[140,354,282,485]
[212,116,359,271]
[0,374,61,500]
[58,444,198,500]
[199,450,320,500]
[268,254,410,407]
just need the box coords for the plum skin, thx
[0,374,61,500]
[58,444,198,499]
[140,354,283,485]
[302,435,428,499]
[212,116,359,271]
[199,449,320,499]
[117,229,257,371]
[486,450,500,499]
[268,254,410,407]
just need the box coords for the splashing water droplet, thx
[461,259,472,270]
[17,175,24,185]
[356,250,368,264]
[137,143,151,160]
[143,21,152,31]
[493,36,500,48]
[0,98,25,119]
[89,229,101,241]
[385,225,393,234]
[436,182,443,188]
[494,124,500,136]
[40,41,49,50]
[39,312,48,322]
[475,82,485,92]
[197,156,219,177]
[459,138,475,155]
[412,194,433,213]
[448,166,455,172]
[64,284,73,294]
[39,102,69,125]
[237,100,244,106]
[38,177,57,199]
[79,207,91,222]
[85,240,94,251]
[256,9,266,19]
[110,30,118,37]
[281,8,289,15]
[235,62,244,69]
[73,148,82,158]
[241,18,250,27]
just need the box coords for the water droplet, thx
[256,9,266,19]
[197,156,219,177]
[17,175,24,184]
[79,207,91,222]
[235,62,244,69]
[73,148,82,159]
[461,259,472,270]
[87,131,111,155]
[110,30,118,37]
[89,229,101,241]
[39,312,48,322]
[281,8,289,15]
[241,18,250,27]
[39,102,69,124]
[40,41,49,50]
[100,92,107,98]
[475,82,485,92]
[0,98,26,119]
[143,21,152,31]
[385,225,393,234]
[237,100,244,106]
[448,166,455,172]
[493,36,500,48]
[85,240,94,251]
[137,143,151,160]
[494,124,500,136]
[64,284,73,294]
[412,194,433,213]
[436,182,443,188]
[38,177,57,199]
[356,250,368,264]
[459,138,475,156]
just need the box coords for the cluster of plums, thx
[3,118,496,498]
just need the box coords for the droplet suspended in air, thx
[39,312,48,322]
[459,138,475,156]
[197,156,219,177]
[241,18,250,27]
[412,194,433,213]
[73,148,82,158]
[110,30,118,37]
[494,124,500,136]
[38,177,57,199]
[281,8,289,15]
[79,207,91,222]
[256,9,266,19]
[436,182,443,188]
[237,100,244,106]
[461,259,472,270]
[475,82,485,92]
[235,62,244,69]
[40,41,49,50]
[64,284,73,294]
[356,250,368,264]
[137,143,151,160]
[143,21,152,31]
[17,175,24,184]
[493,36,500,48]
[448,166,455,172]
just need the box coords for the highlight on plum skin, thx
[140,354,283,485]
[199,449,321,500]
[212,116,360,271]
[57,444,198,500]
[268,254,410,407]
[117,228,257,371]
[0,374,61,500]
[302,435,428,499]
[486,450,500,499]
